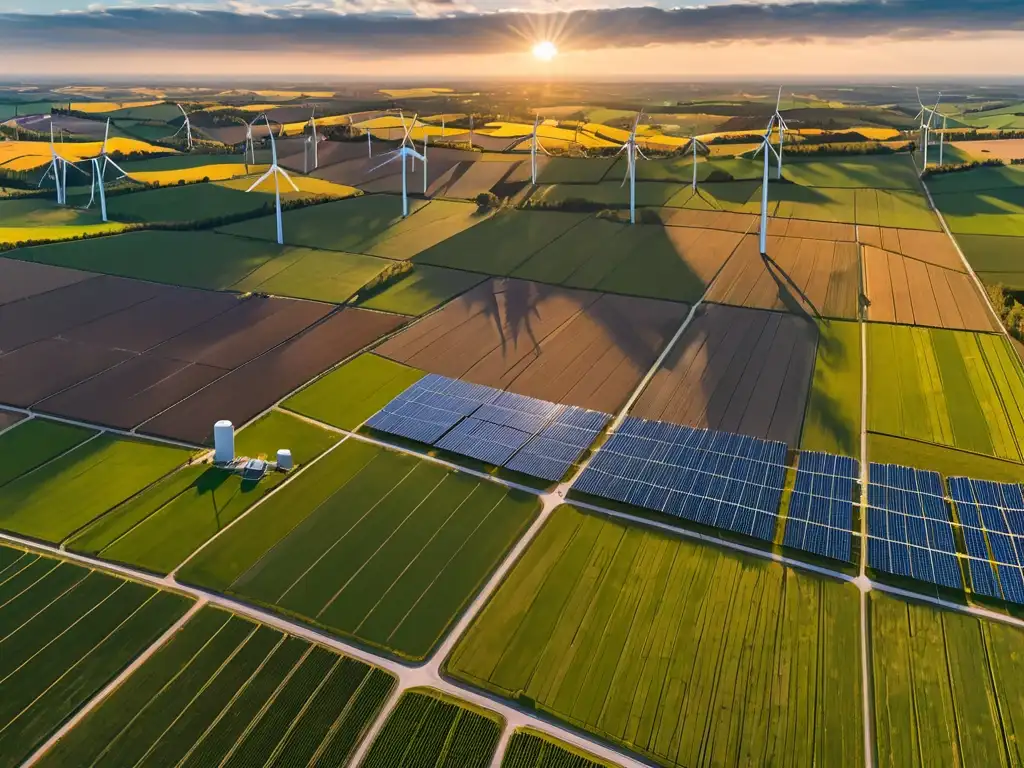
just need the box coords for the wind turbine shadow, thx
[760,249,823,323]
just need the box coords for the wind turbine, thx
[304,107,320,173]
[38,121,65,204]
[914,88,941,167]
[243,114,261,166]
[753,117,783,257]
[367,114,425,218]
[85,118,129,222]
[683,133,710,191]
[771,87,789,180]
[616,112,648,225]
[529,115,551,184]
[173,103,193,150]
[245,115,298,246]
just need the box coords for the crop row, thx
[501,729,617,768]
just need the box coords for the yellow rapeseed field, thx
[127,164,266,185]
[216,175,360,198]
[70,100,163,113]
[0,138,174,171]
[379,87,454,98]
[0,222,128,245]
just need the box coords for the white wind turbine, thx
[616,112,649,225]
[771,87,789,179]
[753,116,783,256]
[367,113,425,218]
[683,132,710,191]
[243,114,261,166]
[529,115,551,184]
[173,103,193,150]
[38,121,66,204]
[245,115,298,245]
[304,107,320,173]
[86,118,129,222]
[914,88,942,167]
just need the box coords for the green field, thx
[0,435,192,543]
[67,411,339,573]
[35,606,395,768]
[179,441,539,661]
[538,157,616,184]
[0,544,191,768]
[361,688,503,768]
[867,324,1024,463]
[932,185,1024,236]
[867,433,1024,483]
[283,353,425,430]
[0,197,108,227]
[357,264,484,315]
[871,593,1024,767]
[415,209,590,275]
[530,182,683,209]
[666,181,764,213]
[800,320,862,457]
[501,729,620,768]
[0,419,95,488]
[927,165,1024,195]
[449,505,863,768]
[782,155,921,190]
[609,155,762,184]
[955,233,1024,288]
[67,181,276,224]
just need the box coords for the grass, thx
[956,234,1024,287]
[178,440,540,661]
[932,184,1024,237]
[0,545,192,768]
[530,182,683,209]
[867,324,1024,463]
[363,200,490,261]
[414,209,591,276]
[448,505,863,768]
[0,419,96,488]
[67,411,340,573]
[35,605,396,768]
[782,155,921,190]
[866,433,1024,483]
[361,688,503,768]
[0,197,107,227]
[537,157,616,184]
[666,181,764,213]
[800,320,862,457]
[871,592,1024,767]
[501,728,620,768]
[356,264,483,316]
[83,181,280,225]
[0,435,193,543]
[283,353,425,430]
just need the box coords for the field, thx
[283,353,425,430]
[35,606,396,768]
[0,418,96,488]
[179,440,540,661]
[951,138,1024,161]
[931,183,1024,237]
[357,264,485,316]
[630,303,818,447]
[0,434,192,542]
[0,137,170,171]
[800,320,862,457]
[501,729,620,768]
[449,505,863,768]
[858,225,965,269]
[871,593,1024,767]
[67,411,341,573]
[867,433,1024,483]
[781,155,921,190]
[0,543,192,768]
[707,233,859,319]
[361,688,503,767]
[375,278,689,413]
[956,234,1024,288]
[867,324,1024,463]
[126,163,263,185]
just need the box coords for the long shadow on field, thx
[762,251,822,322]
[802,325,857,455]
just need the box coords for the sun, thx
[532,41,558,61]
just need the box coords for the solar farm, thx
[3,80,1024,767]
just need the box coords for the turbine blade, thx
[367,153,400,174]
[276,167,300,192]
[246,167,276,192]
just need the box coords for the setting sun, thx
[532,41,558,61]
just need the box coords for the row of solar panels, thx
[365,374,611,482]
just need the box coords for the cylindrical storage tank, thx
[214,420,234,464]
[276,449,293,471]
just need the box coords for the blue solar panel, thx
[867,463,962,590]
[504,407,610,482]
[573,417,787,541]
[783,451,860,563]
[434,417,533,466]
[949,476,1024,604]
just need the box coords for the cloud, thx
[2,0,1022,56]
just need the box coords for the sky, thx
[1,0,1023,79]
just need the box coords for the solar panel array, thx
[948,477,1024,605]
[365,374,610,482]
[573,417,788,542]
[866,463,962,590]
[783,452,859,563]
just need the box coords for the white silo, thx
[214,420,234,464]
[276,449,293,471]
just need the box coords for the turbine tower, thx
[771,88,789,180]
[38,122,65,205]
[305,106,319,173]
[243,114,262,166]
[914,88,942,168]
[754,117,783,257]
[86,119,129,222]
[367,115,426,218]
[683,133,710,191]
[173,104,193,150]
[616,112,648,225]
[529,115,551,184]
[245,115,299,246]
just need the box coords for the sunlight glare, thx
[532,41,558,61]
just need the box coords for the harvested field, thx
[361,688,502,768]
[376,278,689,414]
[449,505,863,768]
[0,544,192,768]
[357,264,484,316]
[283,353,425,430]
[707,234,859,319]
[140,308,405,445]
[766,217,857,242]
[0,338,134,408]
[867,325,1024,462]
[656,208,757,233]
[439,160,524,199]
[35,606,395,768]
[951,138,1024,161]
[857,226,965,271]
[501,729,619,768]
[0,419,96,489]
[179,441,540,661]
[0,434,192,542]
[630,304,818,447]
[0,258,92,306]
[862,247,996,331]
[0,410,24,433]
[512,220,743,303]
[956,234,1024,288]
[871,593,1024,767]
[537,157,615,184]
[800,320,862,457]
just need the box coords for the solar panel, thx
[948,477,1024,605]
[783,451,859,562]
[866,463,962,590]
[505,406,611,482]
[434,417,534,466]
[364,374,499,444]
[474,391,565,433]
[573,417,788,541]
